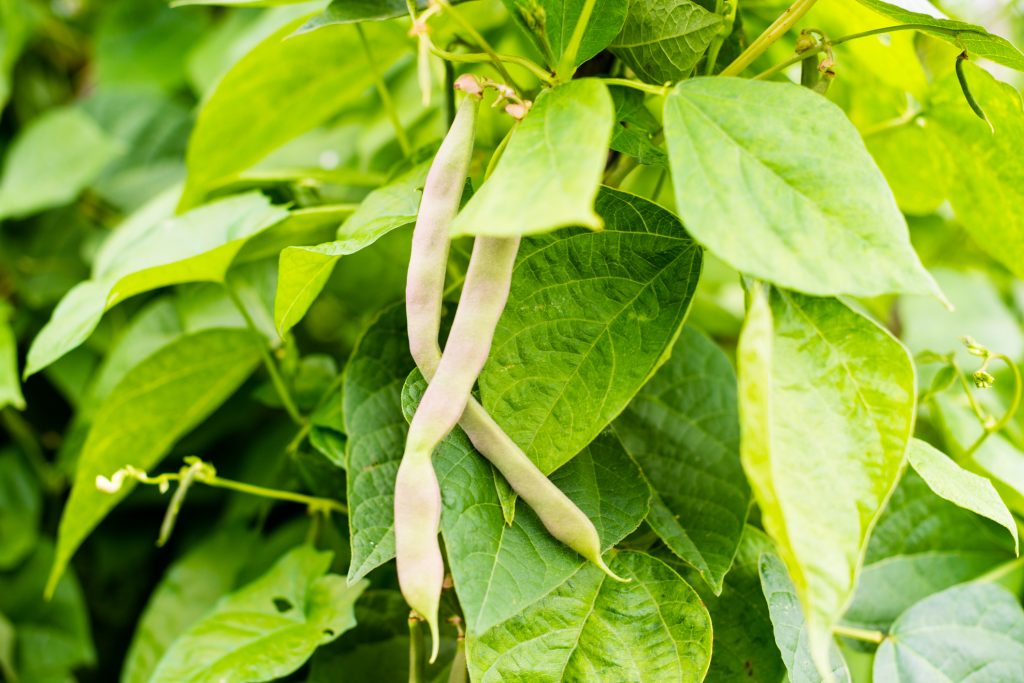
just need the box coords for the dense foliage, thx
[2,0,1024,681]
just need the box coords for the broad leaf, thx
[449,80,613,238]
[0,106,122,220]
[908,439,1017,552]
[47,329,262,595]
[298,1,472,34]
[760,553,852,683]
[468,551,712,682]
[664,78,942,299]
[0,543,95,683]
[738,286,915,676]
[925,65,1024,282]
[841,468,1015,633]
[614,326,750,593]
[26,192,286,376]
[667,527,785,683]
[874,583,1024,682]
[121,529,257,683]
[609,0,721,83]
[149,545,367,683]
[179,17,407,208]
[0,302,23,410]
[274,161,429,336]
[854,0,1024,71]
[502,0,628,68]
[480,187,701,474]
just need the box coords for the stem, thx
[358,24,411,156]
[556,0,599,81]
[223,284,303,425]
[435,0,522,91]
[833,624,886,644]
[408,615,426,683]
[428,42,554,85]
[721,0,820,77]
[754,24,986,80]
[964,355,1022,458]
[704,0,739,75]
[599,77,669,96]
[203,475,346,514]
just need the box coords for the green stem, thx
[754,23,987,80]
[833,624,886,644]
[599,77,669,96]
[358,24,411,156]
[556,0,599,81]
[428,42,553,85]
[223,284,303,425]
[435,0,522,91]
[964,355,1022,458]
[721,0,820,77]
[409,616,426,683]
[704,0,739,75]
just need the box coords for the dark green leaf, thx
[610,0,721,83]
[0,450,40,569]
[608,86,667,167]
[503,0,628,68]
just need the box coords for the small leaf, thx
[854,0,1024,71]
[480,187,702,474]
[468,551,712,682]
[47,329,262,595]
[0,106,122,220]
[149,545,367,683]
[614,326,750,593]
[609,0,722,83]
[502,0,628,68]
[274,161,429,336]
[908,438,1018,553]
[608,86,668,168]
[179,17,408,208]
[664,77,942,300]
[759,553,851,683]
[26,192,286,376]
[738,286,915,676]
[874,583,1024,682]
[449,80,613,238]
[0,301,24,410]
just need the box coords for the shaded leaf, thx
[468,551,711,682]
[47,329,262,595]
[614,326,749,593]
[0,450,40,569]
[298,0,472,34]
[738,286,915,675]
[664,77,941,299]
[610,0,721,83]
[874,583,1024,682]
[449,80,613,238]
[760,553,851,683]
[608,86,667,167]
[150,545,367,683]
[503,0,628,68]
[0,302,23,410]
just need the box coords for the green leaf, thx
[502,0,628,68]
[923,64,1024,283]
[449,80,613,238]
[0,0,35,114]
[0,543,95,683]
[854,0,1024,71]
[0,450,40,569]
[609,0,721,83]
[179,17,407,209]
[874,583,1024,682]
[666,526,785,683]
[149,545,367,683]
[908,438,1018,553]
[297,1,472,34]
[614,326,750,593]
[274,161,429,336]
[480,187,701,474]
[47,329,262,595]
[842,468,1015,633]
[0,106,123,220]
[26,192,287,376]
[120,528,257,683]
[608,86,668,167]
[467,551,712,682]
[664,78,942,299]
[0,302,23,410]
[172,0,316,6]
[738,286,915,676]
[759,553,852,683]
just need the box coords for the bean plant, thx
[2,0,1024,681]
